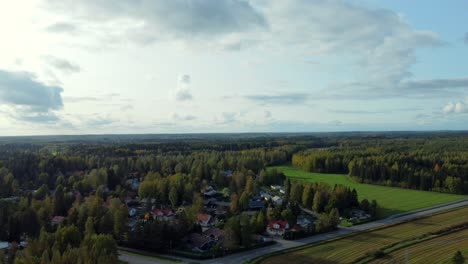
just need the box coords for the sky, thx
[0,0,467,135]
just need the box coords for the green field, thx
[260,206,468,264]
[271,166,465,217]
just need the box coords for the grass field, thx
[260,206,468,264]
[371,227,468,264]
[270,166,465,217]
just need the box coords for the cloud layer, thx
[0,70,64,122]
[46,0,266,45]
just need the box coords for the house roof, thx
[51,216,65,225]
[204,190,218,196]
[291,224,304,231]
[197,214,212,222]
[267,220,289,230]
[272,196,282,202]
[249,199,265,209]
[152,208,174,216]
[183,233,211,248]
[203,228,225,240]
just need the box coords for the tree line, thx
[292,137,468,194]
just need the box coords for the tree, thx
[113,206,128,241]
[84,234,118,264]
[40,250,50,264]
[284,178,291,199]
[290,183,303,204]
[55,225,81,253]
[360,199,370,212]
[85,217,95,237]
[54,185,66,216]
[281,208,295,226]
[230,194,239,213]
[328,208,340,228]
[239,191,250,211]
[191,193,204,215]
[301,184,313,208]
[312,190,327,213]
[255,211,266,233]
[169,186,178,208]
[452,250,465,264]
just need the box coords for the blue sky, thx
[0,0,467,135]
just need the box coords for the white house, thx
[272,196,283,205]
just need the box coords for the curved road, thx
[120,198,468,264]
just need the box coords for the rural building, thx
[266,220,290,236]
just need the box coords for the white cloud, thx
[170,112,197,121]
[42,55,81,75]
[215,112,238,124]
[173,74,193,101]
[442,98,468,114]
[0,69,64,122]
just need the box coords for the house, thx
[266,220,290,236]
[223,170,233,178]
[249,198,265,210]
[272,196,283,205]
[260,190,272,200]
[140,198,156,207]
[128,208,138,217]
[128,219,138,232]
[197,214,218,231]
[351,209,371,221]
[204,186,218,197]
[296,215,314,232]
[0,242,8,253]
[291,224,304,232]
[124,194,139,206]
[271,185,285,194]
[203,228,225,241]
[203,198,218,206]
[51,216,65,226]
[125,178,140,191]
[261,193,272,200]
[213,201,230,208]
[152,208,175,222]
[0,197,20,203]
[182,233,216,252]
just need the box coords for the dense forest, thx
[0,135,346,263]
[292,136,468,194]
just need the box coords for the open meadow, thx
[270,166,465,217]
[260,206,468,264]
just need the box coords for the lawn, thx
[371,227,468,264]
[270,166,465,218]
[260,206,468,264]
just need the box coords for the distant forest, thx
[292,135,468,194]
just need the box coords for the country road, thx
[120,198,468,264]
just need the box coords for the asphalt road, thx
[120,198,468,264]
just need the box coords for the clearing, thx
[270,165,465,217]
